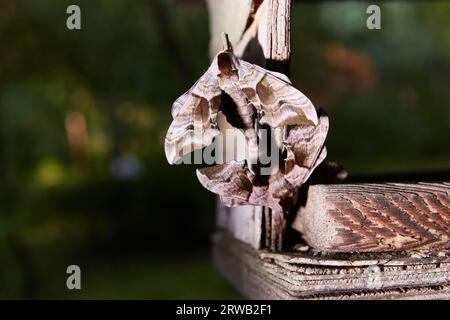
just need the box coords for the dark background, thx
[0,0,449,298]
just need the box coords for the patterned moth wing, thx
[196,160,291,212]
[165,63,222,164]
[196,161,274,209]
[267,111,329,211]
[282,109,329,186]
[237,59,319,128]
[195,161,252,203]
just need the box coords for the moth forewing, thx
[285,111,329,168]
[165,95,221,164]
[171,91,190,118]
[257,73,318,127]
[196,161,252,200]
[237,58,319,128]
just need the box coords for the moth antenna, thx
[221,32,233,52]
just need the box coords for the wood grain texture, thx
[216,200,263,249]
[265,0,291,73]
[235,0,291,74]
[213,231,450,300]
[293,182,450,252]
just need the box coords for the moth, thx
[165,40,328,213]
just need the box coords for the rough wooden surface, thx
[235,0,291,74]
[293,182,450,252]
[213,231,450,300]
[216,201,263,249]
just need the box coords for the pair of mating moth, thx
[164,46,328,213]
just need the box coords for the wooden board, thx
[213,231,450,300]
[216,200,263,249]
[293,182,450,252]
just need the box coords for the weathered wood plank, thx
[293,182,450,252]
[213,231,450,299]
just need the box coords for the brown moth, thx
[165,38,328,213]
[164,48,318,165]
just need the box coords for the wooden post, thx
[208,0,292,251]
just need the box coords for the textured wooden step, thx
[212,232,450,300]
[293,182,450,252]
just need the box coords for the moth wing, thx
[238,60,318,127]
[172,65,221,118]
[284,110,329,185]
[197,161,276,209]
[267,172,298,212]
[303,145,327,183]
[165,67,222,164]
[196,161,253,202]
[220,196,248,207]
[171,89,191,118]
[165,94,221,165]
[267,70,292,84]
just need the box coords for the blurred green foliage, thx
[0,0,449,298]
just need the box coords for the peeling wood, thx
[213,231,450,300]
